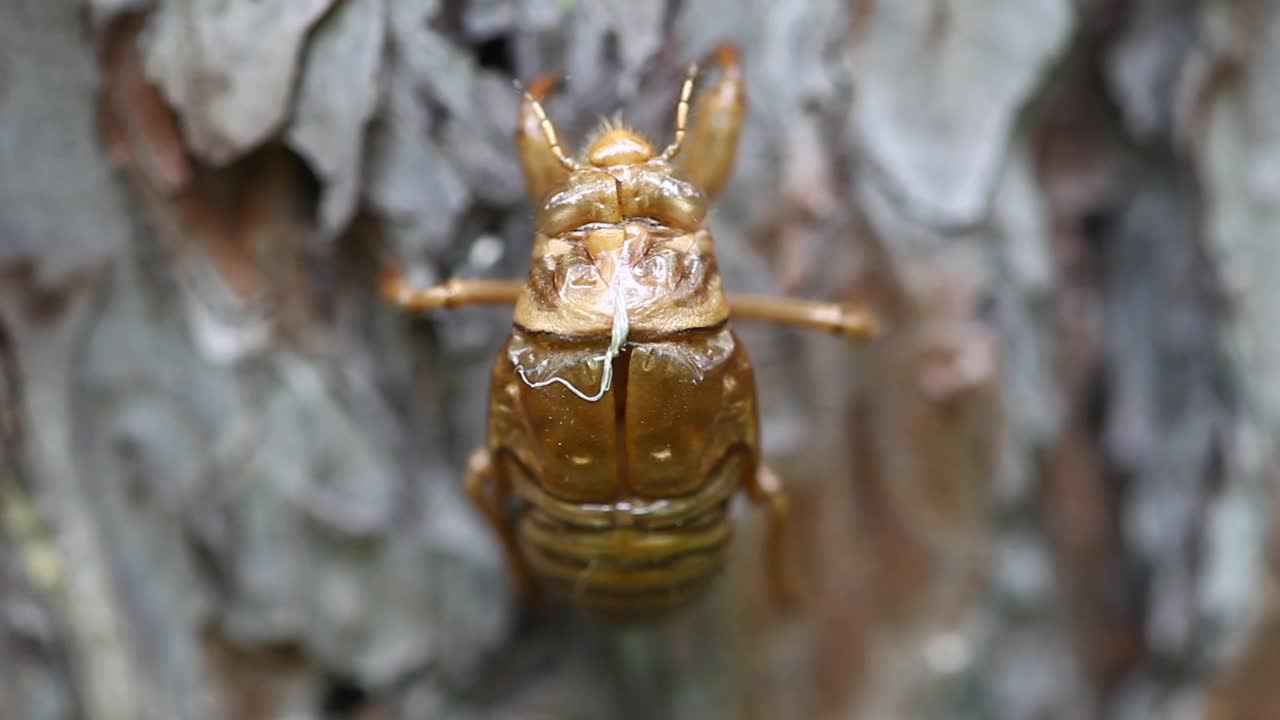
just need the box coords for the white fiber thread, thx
[516,266,630,402]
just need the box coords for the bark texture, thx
[0,1,1273,718]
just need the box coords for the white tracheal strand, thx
[516,267,630,402]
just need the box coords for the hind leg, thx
[464,449,539,602]
[744,463,797,608]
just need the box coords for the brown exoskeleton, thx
[381,44,878,622]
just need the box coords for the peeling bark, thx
[0,1,1271,718]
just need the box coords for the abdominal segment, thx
[517,503,732,622]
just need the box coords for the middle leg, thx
[728,293,880,340]
[379,264,522,313]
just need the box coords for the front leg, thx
[677,42,746,200]
[516,73,573,205]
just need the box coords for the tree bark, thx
[0,1,1273,718]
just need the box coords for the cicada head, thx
[583,120,655,167]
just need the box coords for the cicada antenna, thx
[515,78,583,173]
[658,62,699,162]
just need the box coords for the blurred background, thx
[1,0,1276,718]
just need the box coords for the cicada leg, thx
[516,73,574,204]
[379,264,521,312]
[676,42,746,200]
[463,449,540,603]
[727,293,880,340]
[380,265,880,342]
[744,463,797,608]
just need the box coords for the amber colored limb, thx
[676,42,746,199]
[744,463,796,608]
[516,73,573,203]
[379,265,522,312]
[464,449,541,603]
[728,293,880,340]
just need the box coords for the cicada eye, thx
[536,170,623,236]
[621,166,707,231]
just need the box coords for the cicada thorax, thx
[487,130,763,620]
[513,223,729,337]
